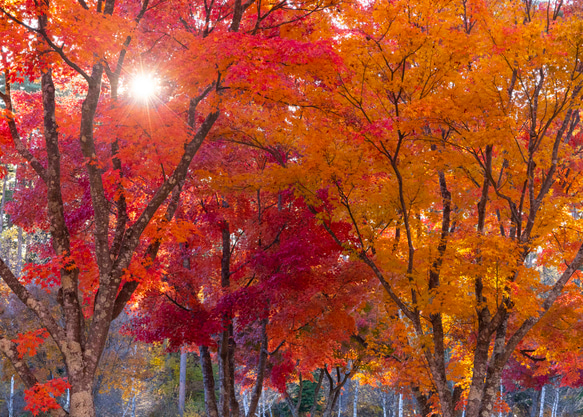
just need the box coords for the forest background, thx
[1,0,583,416]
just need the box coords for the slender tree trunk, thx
[322,366,352,417]
[228,324,240,417]
[247,319,269,417]
[9,374,14,417]
[382,392,387,417]
[0,171,7,259]
[411,385,433,417]
[243,391,249,416]
[179,346,187,417]
[531,389,541,417]
[309,369,325,417]
[539,386,546,417]
[65,388,70,412]
[200,345,219,417]
[499,380,503,417]
[15,227,23,277]
[551,387,559,417]
[286,375,303,417]
[217,221,241,417]
[398,393,403,417]
[353,381,359,417]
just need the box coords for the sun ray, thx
[131,73,158,102]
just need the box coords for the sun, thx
[130,73,158,101]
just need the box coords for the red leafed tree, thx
[0,0,338,415]
[130,139,370,417]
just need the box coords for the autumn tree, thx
[129,136,371,417]
[0,0,339,414]
[273,1,583,417]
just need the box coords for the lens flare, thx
[131,74,158,101]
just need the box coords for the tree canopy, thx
[1,0,583,416]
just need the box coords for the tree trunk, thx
[15,227,23,277]
[285,375,303,417]
[246,319,269,417]
[0,171,7,259]
[551,387,559,417]
[499,380,503,417]
[309,369,325,417]
[9,374,14,417]
[65,388,70,412]
[353,381,359,417]
[243,391,249,416]
[531,389,542,417]
[179,346,187,417]
[0,14,221,417]
[398,393,403,417]
[69,389,95,417]
[411,385,432,417]
[200,345,219,417]
[132,392,137,417]
[539,386,546,417]
[322,366,352,417]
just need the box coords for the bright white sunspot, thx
[130,73,158,101]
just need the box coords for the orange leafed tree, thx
[273,0,583,416]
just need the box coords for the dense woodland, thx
[1,0,583,416]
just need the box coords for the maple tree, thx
[268,1,583,417]
[1,0,583,416]
[129,138,370,417]
[0,0,339,414]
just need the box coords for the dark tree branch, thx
[1,72,48,183]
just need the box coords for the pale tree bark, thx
[537,386,546,417]
[179,346,187,417]
[498,381,503,417]
[551,387,559,417]
[9,374,14,417]
[65,388,70,412]
[0,170,7,259]
[15,226,23,277]
[243,391,249,415]
[353,380,359,417]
